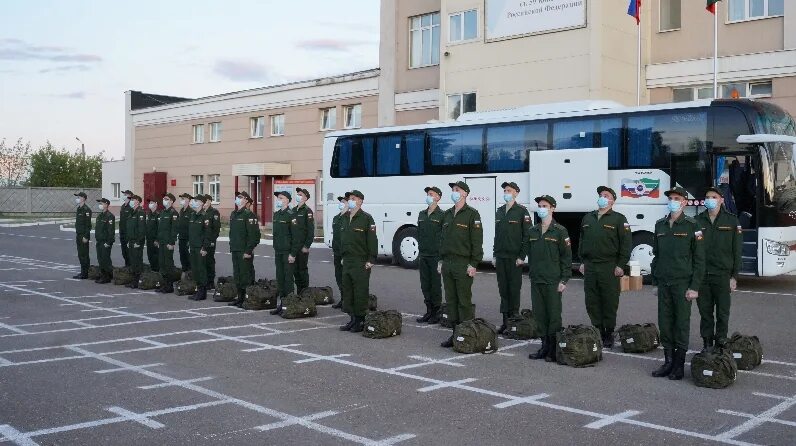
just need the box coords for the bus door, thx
[464,176,497,262]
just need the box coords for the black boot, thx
[339,315,354,331]
[652,348,674,377]
[189,285,207,301]
[668,349,686,380]
[416,305,432,323]
[427,307,441,324]
[544,335,558,362]
[529,336,548,360]
[440,333,454,348]
[331,298,343,309]
[229,290,245,307]
[702,337,712,350]
[497,313,508,335]
[350,316,365,333]
[129,275,140,289]
[603,328,614,349]
[207,281,215,291]
[97,272,110,284]
[270,298,283,315]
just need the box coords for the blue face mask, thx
[348,199,357,209]
[536,207,549,219]
[235,197,243,207]
[425,196,435,206]
[451,192,461,203]
[503,193,513,203]
[667,200,682,213]
[338,202,345,210]
[276,200,283,209]
[296,196,303,203]
[129,201,136,209]
[704,198,718,210]
[597,196,610,209]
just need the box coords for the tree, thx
[0,138,32,187]
[26,142,103,188]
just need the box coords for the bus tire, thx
[630,231,655,285]
[393,227,420,269]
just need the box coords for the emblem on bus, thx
[621,178,661,198]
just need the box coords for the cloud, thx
[49,91,87,99]
[39,64,91,74]
[0,38,102,63]
[295,38,374,52]
[213,59,273,82]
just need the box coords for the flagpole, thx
[636,15,641,106]
[713,2,719,98]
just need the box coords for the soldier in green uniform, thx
[202,194,221,289]
[416,186,444,324]
[177,193,194,272]
[291,188,315,293]
[270,191,299,314]
[94,198,115,284]
[145,198,160,272]
[72,192,92,279]
[493,181,532,334]
[438,181,483,348]
[125,195,147,288]
[338,190,378,333]
[577,186,632,348]
[651,186,705,381]
[527,195,572,362]
[156,193,179,293]
[228,191,261,307]
[331,194,349,311]
[188,195,209,300]
[695,186,741,349]
[119,190,133,267]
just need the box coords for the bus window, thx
[376,134,402,176]
[404,132,425,175]
[486,123,546,172]
[553,119,597,150]
[627,110,707,169]
[711,106,752,152]
[599,118,622,168]
[332,136,375,178]
[428,126,484,173]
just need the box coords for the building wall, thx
[101,159,131,213]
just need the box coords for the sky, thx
[0,0,381,159]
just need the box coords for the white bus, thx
[322,99,796,278]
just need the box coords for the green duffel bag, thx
[725,332,763,371]
[362,310,402,339]
[161,266,183,284]
[217,276,232,286]
[213,281,238,302]
[243,284,278,310]
[504,309,538,340]
[691,347,737,389]
[300,286,335,305]
[556,325,602,368]
[439,302,476,329]
[618,323,660,353]
[368,294,378,311]
[112,266,134,285]
[280,293,317,319]
[453,318,498,354]
[138,271,163,290]
[175,278,197,296]
[87,265,101,280]
[257,278,277,289]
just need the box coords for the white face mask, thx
[148,203,157,211]
[163,199,171,207]
[75,198,82,205]
[98,203,106,211]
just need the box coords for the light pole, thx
[75,137,85,156]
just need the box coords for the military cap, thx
[501,181,520,193]
[121,189,133,195]
[235,191,253,202]
[274,190,291,200]
[336,195,347,201]
[424,186,442,196]
[131,194,142,202]
[73,192,87,199]
[194,194,208,203]
[664,186,688,199]
[96,198,110,205]
[349,190,365,200]
[705,186,724,197]
[597,185,617,200]
[203,194,213,202]
[534,195,557,207]
[163,192,176,202]
[296,187,311,199]
[147,197,158,203]
[448,181,470,193]
[178,192,192,199]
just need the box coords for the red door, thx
[143,172,167,210]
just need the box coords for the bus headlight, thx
[764,239,790,256]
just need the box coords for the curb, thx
[0,219,72,228]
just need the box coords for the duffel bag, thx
[453,318,498,354]
[556,325,602,368]
[439,302,476,329]
[362,310,402,339]
[280,293,317,319]
[300,286,335,305]
[216,275,232,286]
[138,271,163,290]
[725,332,763,371]
[175,278,197,296]
[87,265,101,280]
[112,266,134,285]
[243,284,278,310]
[504,309,537,340]
[691,347,737,389]
[618,323,660,353]
[213,281,238,302]
[161,266,183,284]
[257,278,277,289]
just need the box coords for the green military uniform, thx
[145,207,160,271]
[494,194,532,324]
[292,193,315,292]
[578,204,632,338]
[126,201,146,286]
[527,219,572,338]
[188,206,208,292]
[119,191,133,267]
[178,197,193,272]
[94,201,115,283]
[340,196,378,322]
[229,203,260,294]
[156,203,179,289]
[695,205,741,346]
[273,196,300,302]
[203,197,221,287]
[74,196,92,278]
[417,190,444,322]
[331,197,348,309]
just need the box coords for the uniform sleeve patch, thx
[214,215,219,220]
[695,230,703,241]
[173,214,178,220]
[291,218,297,224]
[736,225,743,234]
[524,215,531,222]
[564,237,571,246]
[370,224,376,232]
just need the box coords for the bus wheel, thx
[630,232,655,285]
[393,227,420,269]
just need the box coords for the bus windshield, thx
[755,102,796,224]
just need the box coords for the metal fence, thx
[0,187,102,215]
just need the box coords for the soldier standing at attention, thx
[527,195,572,362]
[338,190,378,333]
[145,198,160,272]
[270,191,299,314]
[331,194,349,311]
[177,193,194,272]
[72,191,92,279]
[202,194,221,290]
[438,181,483,348]
[651,187,705,381]
[695,186,741,349]
[292,188,315,293]
[578,186,632,348]
[94,198,115,284]
[156,193,179,293]
[416,186,444,324]
[125,195,146,288]
[188,195,209,300]
[119,190,133,267]
[493,181,532,334]
[228,191,261,307]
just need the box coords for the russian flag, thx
[627,0,641,25]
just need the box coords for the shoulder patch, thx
[524,215,531,222]
[370,224,376,232]
[736,225,742,234]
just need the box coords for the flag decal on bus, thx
[621,178,660,198]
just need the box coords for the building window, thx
[728,0,783,22]
[449,9,478,42]
[250,117,265,138]
[192,124,204,144]
[208,174,220,203]
[320,107,337,131]
[111,183,121,199]
[192,175,204,197]
[209,122,222,142]
[410,12,440,68]
[749,81,773,97]
[343,104,362,129]
[672,85,715,102]
[270,114,285,136]
[659,0,681,31]
[447,92,476,120]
